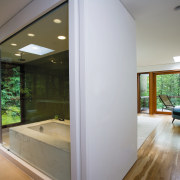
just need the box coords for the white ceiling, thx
[0,0,33,28]
[121,0,180,67]
[0,2,68,64]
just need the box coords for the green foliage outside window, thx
[1,68,180,125]
[1,65,21,125]
[140,73,180,111]
[156,74,180,110]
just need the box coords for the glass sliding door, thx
[156,73,180,112]
[139,73,149,113]
[0,2,70,180]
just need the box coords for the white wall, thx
[137,62,180,73]
[0,0,137,179]
[0,0,66,43]
[70,0,137,179]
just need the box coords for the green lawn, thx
[2,106,21,126]
[2,114,21,126]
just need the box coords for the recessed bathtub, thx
[9,119,70,180]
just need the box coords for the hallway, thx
[124,114,180,180]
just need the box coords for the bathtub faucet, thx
[58,117,64,121]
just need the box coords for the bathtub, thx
[9,119,71,180]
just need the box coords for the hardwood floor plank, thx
[124,114,180,180]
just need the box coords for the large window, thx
[138,71,180,115]
[156,73,180,112]
[0,2,70,180]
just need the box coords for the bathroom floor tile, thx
[0,153,32,180]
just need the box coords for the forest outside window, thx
[156,72,180,113]
[138,71,180,115]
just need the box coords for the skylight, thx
[19,44,54,55]
[173,56,180,63]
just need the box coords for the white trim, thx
[79,0,87,179]
[69,1,82,180]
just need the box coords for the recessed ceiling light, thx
[15,53,21,56]
[19,44,54,55]
[53,19,62,24]
[173,56,180,63]
[51,59,57,64]
[11,43,17,46]
[57,36,66,40]
[27,33,35,37]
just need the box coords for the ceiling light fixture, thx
[57,36,66,40]
[28,33,35,37]
[11,43,17,46]
[53,19,62,24]
[19,44,54,55]
[51,59,57,64]
[18,53,26,62]
[173,56,180,62]
[15,53,21,56]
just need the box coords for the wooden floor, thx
[0,114,179,180]
[124,114,180,180]
[0,152,32,180]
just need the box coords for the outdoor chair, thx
[159,95,180,123]
[159,95,175,111]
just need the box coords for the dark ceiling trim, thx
[0,0,33,29]
[0,0,68,45]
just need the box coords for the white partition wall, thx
[0,0,137,179]
[69,0,137,180]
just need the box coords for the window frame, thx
[137,70,180,115]
[154,70,180,115]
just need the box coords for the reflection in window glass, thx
[0,3,70,180]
